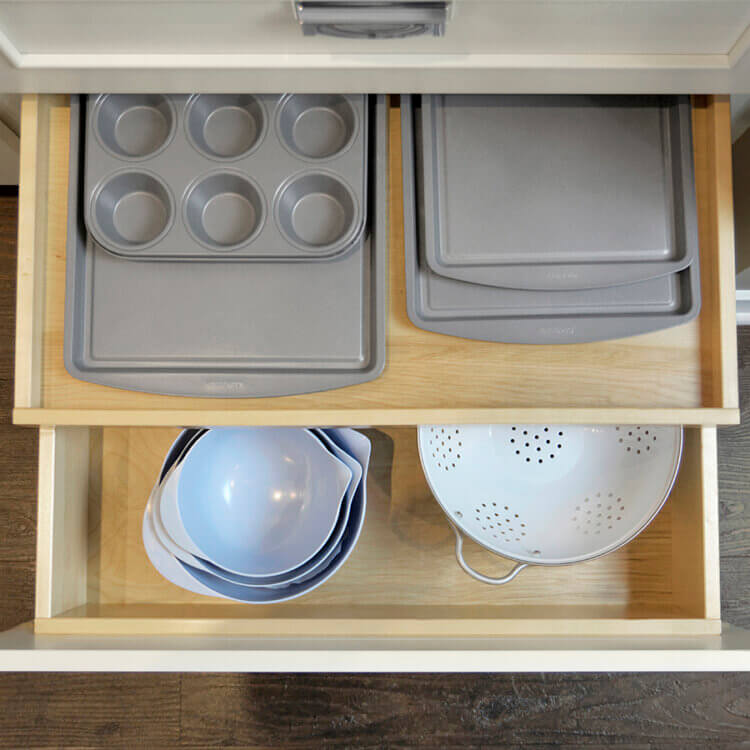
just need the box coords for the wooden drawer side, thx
[693,95,739,413]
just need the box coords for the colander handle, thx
[450,521,528,585]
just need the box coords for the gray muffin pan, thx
[420,93,699,291]
[84,93,367,260]
[401,96,701,345]
[64,95,387,397]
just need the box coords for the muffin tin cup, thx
[83,93,368,261]
[88,169,175,253]
[276,94,358,161]
[92,94,177,161]
[184,171,266,252]
[275,171,362,255]
[185,94,266,161]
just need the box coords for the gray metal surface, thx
[402,96,701,345]
[420,94,699,290]
[64,95,387,397]
[294,1,450,37]
[84,93,367,261]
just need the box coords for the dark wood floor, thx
[1,188,750,747]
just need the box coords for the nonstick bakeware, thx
[84,93,367,260]
[419,93,699,290]
[64,95,387,397]
[401,96,701,345]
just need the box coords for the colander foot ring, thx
[449,521,528,585]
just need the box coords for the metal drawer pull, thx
[294,1,452,37]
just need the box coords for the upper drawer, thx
[13,94,739,427]
[0,2,749,92]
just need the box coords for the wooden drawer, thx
[1,423,750,671]
[13,95,739,426]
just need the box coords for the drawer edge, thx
[12,407,742,427]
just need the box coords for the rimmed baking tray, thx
[402,96,700,345]
[420,93,699,291]
[63,95,387,398]
[84,93,368,261]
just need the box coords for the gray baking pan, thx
[84,93,367,261]
[64,95,387,398]
[401,96,701,345]
[420,93,699,291]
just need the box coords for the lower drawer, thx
[2,423,749,671]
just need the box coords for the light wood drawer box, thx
[1,423,750,671]
[12,95,740,427]
[3,93,747,670]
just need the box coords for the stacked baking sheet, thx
[401,95,701,344]
[64,95,387,397]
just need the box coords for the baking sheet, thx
[402,96,700,345]
[420,93,699,290]
[64,95,387,397]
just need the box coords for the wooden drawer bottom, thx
[34,425,720,640]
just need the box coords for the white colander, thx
[417,424,683,585]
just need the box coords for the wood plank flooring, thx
[1,189,750,747]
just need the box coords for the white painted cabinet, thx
[1,2,749,670]
[0,1,749,91]
[0,94,748,672]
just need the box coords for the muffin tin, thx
[65,95,388,398]
[84,93,367,260]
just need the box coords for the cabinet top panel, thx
[0,1,749,56]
